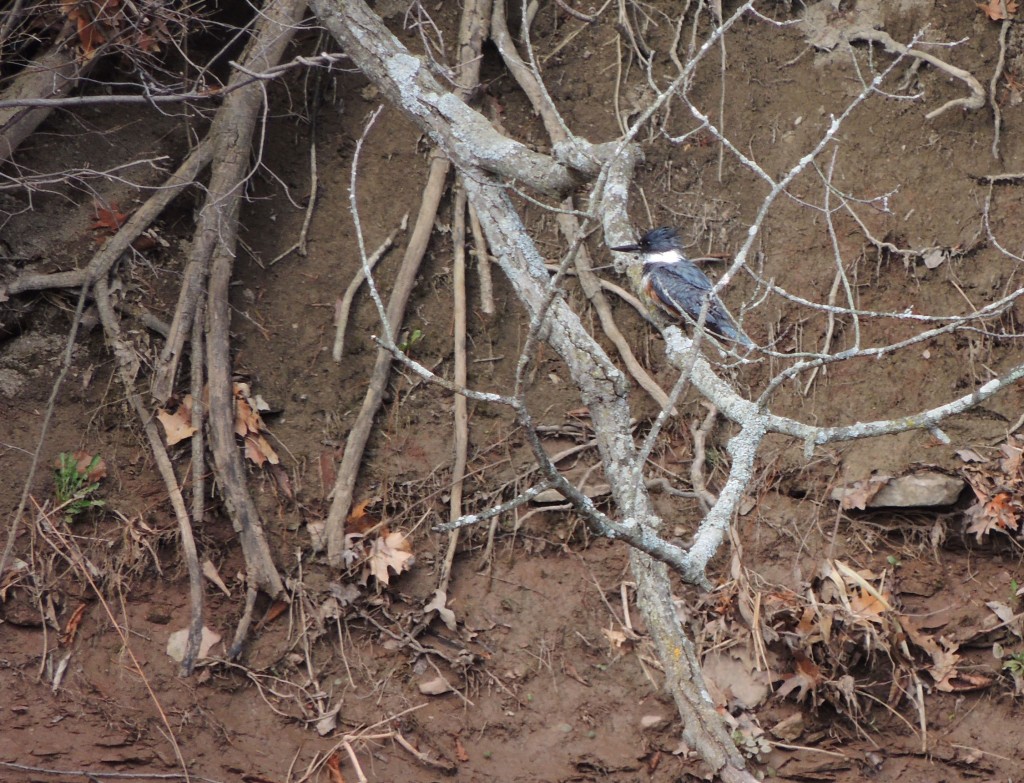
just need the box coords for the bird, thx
[611,226,753,348]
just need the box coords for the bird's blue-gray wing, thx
[646,262,751,345]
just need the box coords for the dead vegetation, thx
[4,1,1024,782]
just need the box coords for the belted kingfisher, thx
[612,226,753,348]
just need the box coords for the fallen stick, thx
[188,0,310,600]
[439,0,491,593]
[491,0,672,412]
[0,34,90,162]
[439,184,469,594]
[3,138,214,298]
[324,147,451,565]
[94,277,206,674]
[555,206,673,412]
[332,217,406,362]
[849,28,986,120]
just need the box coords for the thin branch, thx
[324,113,451,565]
[332,217,406,362]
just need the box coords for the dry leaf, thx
[325,753,346,783]
[795,606,819,639]
[776,653,822,702]
[308,520,327,553]
[257,599,289,629]
[318,597,341,622]
[365,530,414,585]
[316,704,341,736]
[91,202,127,235]
[978,0,1018,21]
[986,600,1024,639]
[0,558,29,600]
[329,582,361,606]
[966,491,1020,541]
[1000,438,1023,476]
[832,475,891,510]
[233,384,279,466]
[956,448,986,463]
[937,671,993,692]
[424,589,457,631]
[55,451,108,483]
[75,15,107,60]
[79,451,107,482]
[454,736,469,763]
[268,463,293,499]
[61,602,88,645]
[347,497,380,534]
[319,449,337,497]
[244,432,279,466]
[602,628,628,650]
[166,626,222,662]
[157,397,197,445]
[931,642,963,691]
[849,586,889,624]
[899,614,977,692]
[201,559,231,597]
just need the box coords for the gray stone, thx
[833,471,965,509]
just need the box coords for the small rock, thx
[771,712,804,742]
[867,472,965,508]
[832,471,964,509]
[418,676,453,696]
[640,714,668,731]
[531,484,611,504]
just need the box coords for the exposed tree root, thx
[0,35,90,162]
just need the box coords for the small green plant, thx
[54,452,105,521]
[886,554,902,568]
[1011,578,1020,606]
[398,328,424,353]
[1003,650,1024,676]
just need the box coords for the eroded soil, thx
[4,1,1024,781]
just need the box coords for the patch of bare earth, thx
[4,1,1024,782]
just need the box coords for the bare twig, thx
[93,277,205,675]
[323,115,451,565]
[554,0,596,23]
[0,53,352,112]
[393,731,454,771]
[689,405,719,512]
[269,52,328,266]
[332,218,406,362]
[0,760,225,783]
[189,0,309,601]
[439,184,470,594]
[4,138,214,299]
[0,37,92,162]
[848,28,986,119]
[313,0,576,197]
[318,4,751,776]
[990,13,1010,160]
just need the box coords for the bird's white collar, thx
[642,250,686,265]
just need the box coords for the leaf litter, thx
[696,556,992,739]
[156,383,281,466]
[960,434,1024,542]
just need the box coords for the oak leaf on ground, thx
[978,0,1018,21]
[364,530,414,585]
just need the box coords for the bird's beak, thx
[610,242,640,253]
